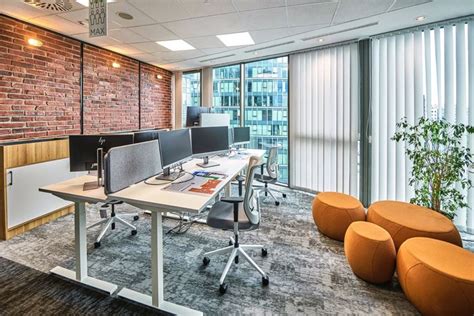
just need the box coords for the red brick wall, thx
[140,63,172,129]
[0,15,81,141]
[0,15,173,142]
[83,45,139,134]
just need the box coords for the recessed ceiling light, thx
[156,40,195,51]
[318,38,324,43]
[76,0,115,7]
[117,12,134,20]
[416,16,426,21]
[216,32,255,47]
[27,38,43,47]
[112,62,121,68]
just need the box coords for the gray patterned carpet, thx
[1,186,471,315]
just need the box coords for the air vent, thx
[301,22,379,41]
[244,41,295,54]
[200,54,235,63]
[24,0,73,12]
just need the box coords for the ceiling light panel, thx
[217,32,255,47]
[156,40,196,51]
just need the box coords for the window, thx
[212,65,240,127]
[182,71,201,127]
[244,57,289,184]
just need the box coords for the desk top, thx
[39,149,265,213]
[109,149,265,213]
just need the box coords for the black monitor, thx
[69,134,134,172]
[190,126,229,168]
[232,127,250,145]
[133,129,160,143]
[156,129,193,180]
[186,106,211,127]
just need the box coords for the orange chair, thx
[312,192,365,241]
[397,237,474,316]
[344,221,396,284]
[367,201,462,250]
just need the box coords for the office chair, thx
[87,200,139,248]
[254,146,287,206]
[202,156,269,294]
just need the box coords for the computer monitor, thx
[191,126,229,168]
[133,129,160,143]
[232,127,250,145]
[156,128,193,180]
[186,106,211,127]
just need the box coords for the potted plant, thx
[392,117,474,220]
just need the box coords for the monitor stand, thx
[197,156,219,168]
[156,166,184,181]
[83,148,104,191]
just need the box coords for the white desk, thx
[40,149,265,315]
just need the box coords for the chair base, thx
[258,185,287,206]
[203,237,269,291]
[87,213,138,248]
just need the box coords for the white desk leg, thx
[50,201,117,294]
[151,211,164,306]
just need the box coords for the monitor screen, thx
[186,106,211,127]
[191,126,229,156]
[69,134,134,172]
[134,129,160,143]
[157,129,193,168]
[232,127,250,144]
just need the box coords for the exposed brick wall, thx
[83,44,139,134]
[140,63,172,129]
[0,15,173,142]
[0,15,81,141]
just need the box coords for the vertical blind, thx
[371,20,474,232]
[289,43,359,196]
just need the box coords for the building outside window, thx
[212,65,241,127]
[182,71,201,127]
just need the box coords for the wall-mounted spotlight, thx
[27,38,43,47]
[112,62,121,68]
[156,74,163,79]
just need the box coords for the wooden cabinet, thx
[0,138,77,240]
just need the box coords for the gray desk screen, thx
[104,140,162,194]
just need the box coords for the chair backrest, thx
[266,146,279,180]
[243,156,263,226]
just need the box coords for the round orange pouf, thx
[397,237,474,316]
[344,221,396,284]
[312,192,365,241]
[367,201,462,250]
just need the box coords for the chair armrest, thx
[221,196,244,204]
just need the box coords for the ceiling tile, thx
[390,0,432,11]
[232,0,285,12]
[109,28,148,43]
[104,44,144,55]
[130,42,170,53]
[107,1,156,27]
[333,0,393,24]
[287,0,338,6]
[128,24,178,41]
[178,0,236,18]
[57,8,88,24]
[128,53,156,62]
[200,47,231,54]
[127,0,191,23]
[250,24,327,43]
[238,7,287,30]
[28,15,88,35]
[73,33,121,46]
[287,2,338,27]
[163,13,245,37]
[184,36,226,49]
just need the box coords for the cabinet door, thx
[6,158,79,229]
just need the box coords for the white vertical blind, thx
[371,20,474,232]
[289,43,359,196]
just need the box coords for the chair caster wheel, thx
[262,276,269,286]
[111,223,115,230]
[202,257,210,266]
[94,242,101,248]
[228,240,233,246]
[234,255,239,264]
[131,230,137,236]
[282,193,287,198]
[261,248,268,257]
[133,215,139,221]
[219,283,228,294]
[275,201,280,206]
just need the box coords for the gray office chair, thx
[254,146,287,206]
[202,156,269,294]
[87,200,139,248]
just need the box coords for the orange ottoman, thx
[312,192,365,241]
[344,221,396,284]
[397,238,474,316]
[367,201,462,250]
